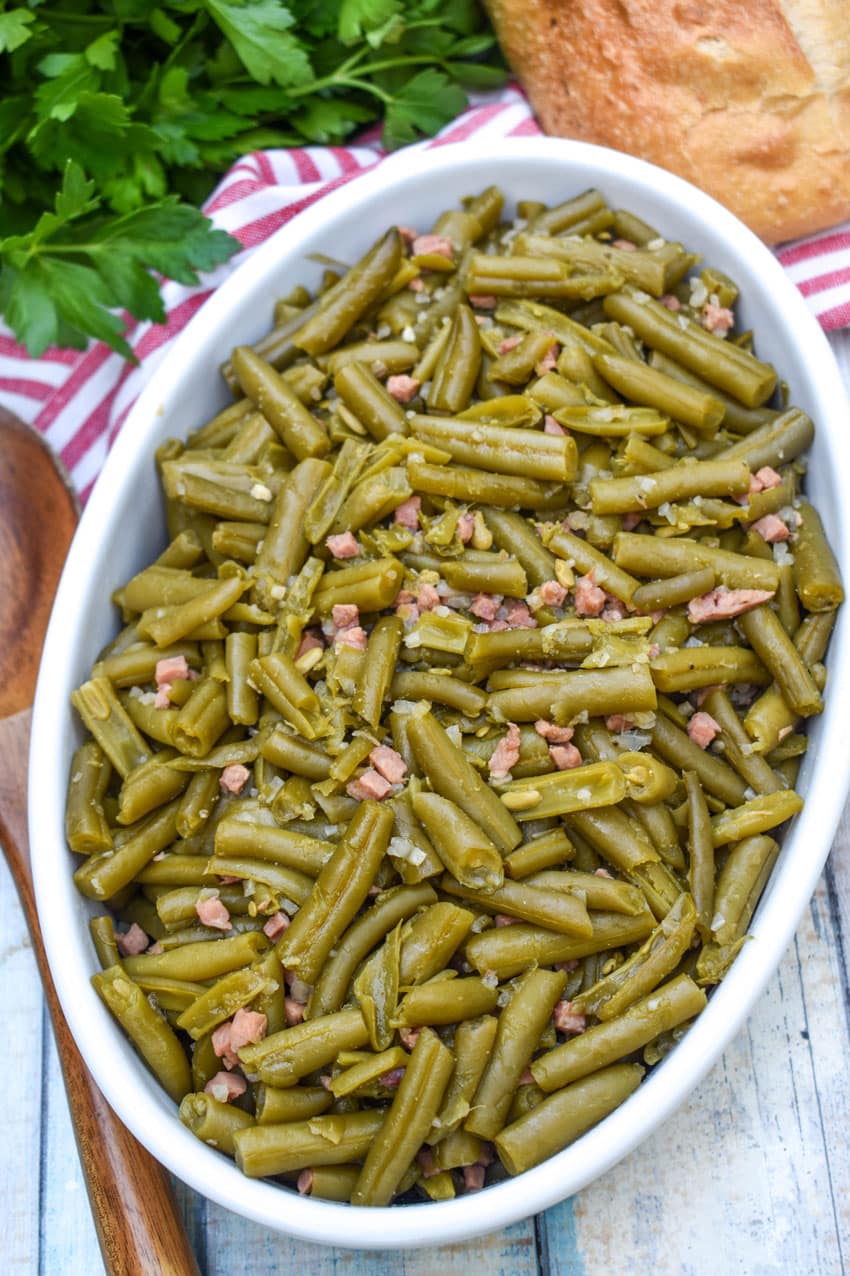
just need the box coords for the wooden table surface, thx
[4,332,850,1276]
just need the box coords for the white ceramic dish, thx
[30,138,850,1250]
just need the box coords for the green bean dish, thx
[67,185,844,1206]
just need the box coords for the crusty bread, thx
[484,0,850,242]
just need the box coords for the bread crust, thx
[484,0,850,242]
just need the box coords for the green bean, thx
[465,967,566,1140]
[313,555,404,615]
[334,362,407,440]
[298,1166,362,1202]
[253,457,332,606]
[792,500,844,611]
[352,616,403,728]
[330,1046,409,1097]
[89,915,121,969]
[235,1110,384,1178]
[464,622,594,680]
[602,291,776,407]
[543,525,640,603]
[536,666,656,725]
[74,798,182,901]
[351,1027,454,1206]
[716,407,814,471]
[427,304,481,414]
[572,893,696,1020]
[93,965,192,1103]
[255,1085,332,1125]
[390,670,487,716]
[427,1015,499,1145]
[278,801,394,984]
[393,974,498,1027]
[613,531,780,592]
[465,909,655,981]
[498,761,627,821]
[504,829,575,879]
[407,457,560,510]
[533,973,706,1092]
[412,792,505,891]
[398,901,476,986]
[593,353,724,433]
[441,872,593,936]
[651,709,748,806]
[711,835,779,945]
[520,236,692,297]
[631,567,716,613]
[293,227,403,357]
[72,677,152,779]
[65,741,113,855]
[468,255,621,302]
[386,791,445,883]
[214,808,332,876]
[410,414,577,483]
[260,726,332,781]
[116,749,189,825]
[526,869,647,917]
[744,612,836,751]
[326,339,418,377]
[591,458,750,515]
[178,1093,253,1156]
[169,675,231,757]
[700,690,782,796]
[710,790,803,846]
[405,708,521,852]
[122,932,267,982]
[239,1008,370,1086]
[650,646,769,694]
[683,770,715,941]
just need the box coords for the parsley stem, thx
[290,55,444,99]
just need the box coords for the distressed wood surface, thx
[4,330,849,1276]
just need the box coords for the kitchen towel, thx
[1,84,848,501]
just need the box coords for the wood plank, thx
[1,854,44,1273]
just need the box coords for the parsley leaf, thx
[205,0,314,88]
[0,7,35,54]
[382,69,467,149]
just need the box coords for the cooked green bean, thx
[792,500,844,612]
[235,1110,384,1178]
[93,965,191,1103]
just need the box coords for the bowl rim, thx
[30,134,850,1250]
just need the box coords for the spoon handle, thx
[0,710,200,1276]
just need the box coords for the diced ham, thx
[395,602,420,628]
[394,495,421,528]
[408,275,425,292]
[196,895,232,931]
[574,572,606,617]
[519,1068,535,1085]
[498,335,522,354]
[332,603,359,630]
[220,764,250,795]
[469,592,503,621]
[612,238,636,251]
[605,714,634,733]
[752,465,782,492]
[687,587,774,623]
[505,602,536,629]
[285,997,305,1026]
[594,868,613,879]
[147,942,164,955]
[463,1165,487,1192]
[337,626,367,650]
[116,923,149,957]
[297,1170,314,1195]
[468,294,496,309]
[479,618,510,632]
[211,1022,239,1071]
[693,684,721,707]
[412,234,453,259]
[660,293,681,311]
[399,1026,420,1051]
[229,1009,267,1051]
[398,225,418,248]
[417,582,441,610]
[538,579,568,607]
[295,629,324,660]
[386,374,421,403]
[543,413,566,436]
[622,512,643,531]
[346,769,392,801]
[534,341,559,375]
[263,911,289,941]
[534,720,574,744]
[457,512,475,543]
[379,1067,405,1089]
[416,1148,438,1178]
[601,599,627,622]
[751,514,790,543]
[286,973,311,1003]
[369,745,408,784]
[687,711,722,749]
[702,302,735,335]
[204,1072,247,1104]
[326,531,360,559]
[489,723,522,780]
[550,743,582,770]
[495,914,521,926]
[154,684,172,709]
[553,1000,587,1034]
[155,655,192,686]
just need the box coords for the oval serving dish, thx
[29,138,850,1250]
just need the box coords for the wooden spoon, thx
[0,408,200,1276]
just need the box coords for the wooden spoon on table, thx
[0,408,200,1276]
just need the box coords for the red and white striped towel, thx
[1,85,847,502]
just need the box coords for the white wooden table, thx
[5,333,850,1276]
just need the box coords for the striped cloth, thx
[1,84,848,502]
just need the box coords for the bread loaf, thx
[484,0,850,243]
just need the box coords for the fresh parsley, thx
[0,0,504,358]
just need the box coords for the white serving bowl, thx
[30,137,850,1250]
